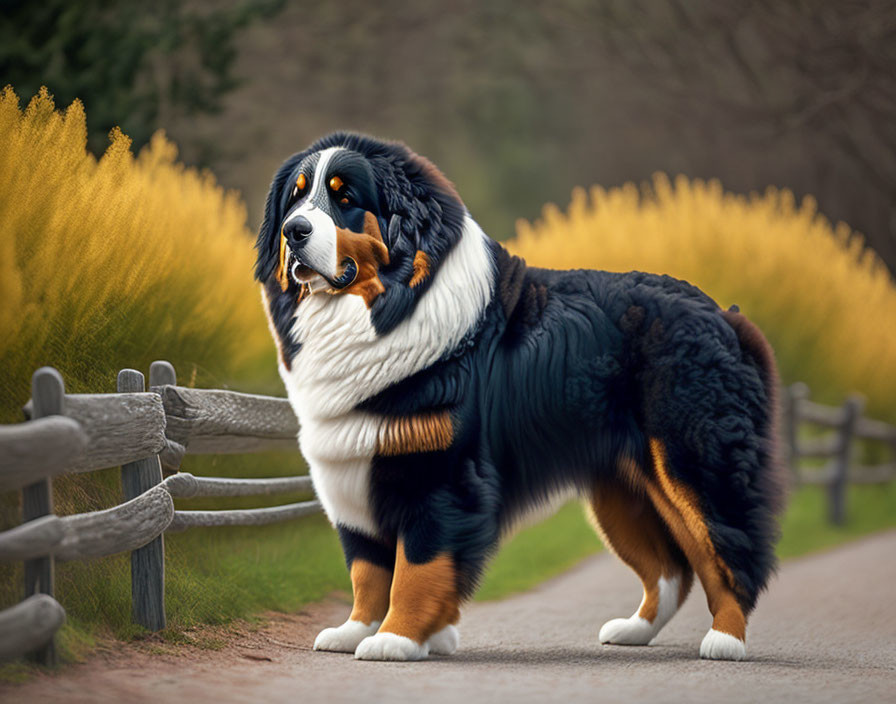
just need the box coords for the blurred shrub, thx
[0,86,276,423]
[511,175,896,422]
[0,87,285,633]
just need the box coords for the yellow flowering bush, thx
[511,175,896,421]
[0,87,274,421]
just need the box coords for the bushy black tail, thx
[717,308,788,611]
[722,308,788,518]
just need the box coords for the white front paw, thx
[427,624,459,655]
[599,616,658,645]
[354,632,429,661]
[313,619,380,653]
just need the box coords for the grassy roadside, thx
[775,481,896,558]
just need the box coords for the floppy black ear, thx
[370,147,467,335]
[398,149,467,263]
[254,152,306,282]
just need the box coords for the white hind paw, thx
[600,575,681,646]
[700,629,746,661]
[599,616,657,645]
[354,632,429,661]
[427,624,459,655]
[313,619,379,653]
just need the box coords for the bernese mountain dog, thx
[255,133,784,662]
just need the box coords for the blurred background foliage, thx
[0,86,275,425]
[1,0,895,667]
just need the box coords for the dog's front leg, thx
[314,530,394,653]
[354,539,460,661]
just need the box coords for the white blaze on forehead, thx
[280,146,346,279]
[307,146,345,203]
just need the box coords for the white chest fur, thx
[275,216,494,537]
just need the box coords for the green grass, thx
[777,482,896,558]
[476,502,601,601]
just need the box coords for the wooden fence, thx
[1,369,894,666]
[783,383,896,524]
[0,362,321,666]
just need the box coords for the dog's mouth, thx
[287,249,358,290]
[288,250,318,284]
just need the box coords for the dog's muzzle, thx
[288,247,357,289]
[278,234,358,292]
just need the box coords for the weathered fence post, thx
[149,361,176,392]
[118,369,166,631]
[784,383,809,485]
[829,395,864,526]
[150,361,181,474]
[23,367,63,666]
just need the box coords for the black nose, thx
[283,216,313,245]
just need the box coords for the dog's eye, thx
[291,173,307,199]
[329,176,344,192]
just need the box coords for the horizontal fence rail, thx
[163,472,314,498]
[0,481,318,560]
[0,515,63,563]
[0,362,319,664]
[153,385,300,458]
[23,392,167,474]
[167,500,322,531]
[0,595,66,665]
[56,485,175,562]
[0,416,88,492]
[0,486,174,564]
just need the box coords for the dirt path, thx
[3,530,895,704]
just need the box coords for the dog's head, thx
[255,133,467,335]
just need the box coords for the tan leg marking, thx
[314,558,393,653]
[589,479,693,623]
[378,540,459,644]
[645,438,747,641]
[348,560,393,625]
[376,411,454,456]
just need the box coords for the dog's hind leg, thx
[643,438,749,661]
[589,477,694,646]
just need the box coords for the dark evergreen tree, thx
[0,0,285,153]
